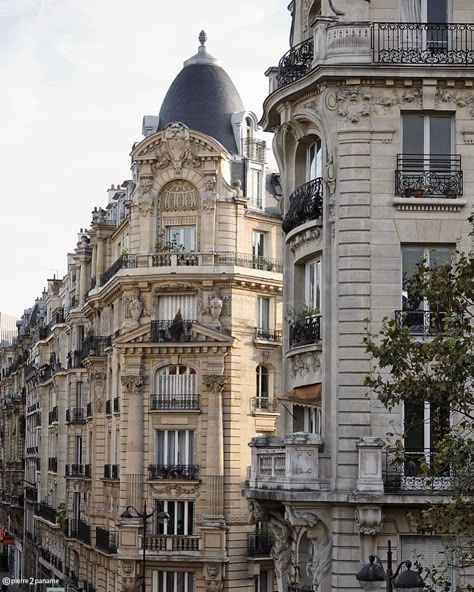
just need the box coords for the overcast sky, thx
[0,0,290,318]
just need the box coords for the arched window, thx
[153,365,197,410]
[256,365,269,405]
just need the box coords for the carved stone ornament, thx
[153,122,202,175]
[121,375,144,392]
[208,294,223,322]
[202,374,225,391]
[435,87,474,117]
[355,505,383,535]
[288,227,322,254]
[120,561,134,576]
[121,577,140,592]
[336,87,422,124]
[205,563,224,592]
[159,179,198,212]
[290,352,321,378]
[151,483,199,496]
[127,287,144,326]
[93,372,106,413]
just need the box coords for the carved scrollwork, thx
[121,375,144,393]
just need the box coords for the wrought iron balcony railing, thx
[288,585,315,592]
[103,464,119,479]
[101,254,138,285]
[255,327,282,342]
[282,178,323,234]
[48,406,58,424]
[250,397,278,414]
[150,393,200,411]
[372,22,474,65]
[65,464,91,478]
[96,527,118,553]
[216,253,283,272]
[80,336,111,360]
[148,464,199,481]
[277,37,314,88]
[241,137,266,161]
[113,397,120,412]
[289,315,322,348]
[35,502,57,524]
[395,310,445,336]
[150,251,283,272]
[67,350,83,369]
[395,154,463,197]
[66,408,86,423]
[68,519,91,545]
[49,307,66,326]
[383,450,451,493]
[142,534,200,552]
[248,528,273,557]
[150,320,195,343]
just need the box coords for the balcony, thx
[142,535,200,552]
[148,464,199,481]
[395,310,444,336]
[49,307,66,325]
[282,178,323,235]
[66,408,86,424]
[150,393,200,411]
[150,251,283,272]
[250,397,278,414]
[113,397,120,413]
[395,154,463,198]
[383,450,451,493]
[254,328,282,342]
[48,406,58,425]
[86,401,93,418]
[288,586,314,592]
[289,315,321,348]
[372,22,474,65]
[48,457,57,473]
[105,399,112,415]
[80,336,111,360]
[248,528,273,557]
[241,137,266,161]
[277,37,314,88]
[150,320,195,343]
[65,464,91,478]
[68,519,91,545]
[35,502,57,524]
[95,527,118,553]
[101,254,137,285]
[103,464,119,479]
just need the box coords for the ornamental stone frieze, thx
[435,87,474,117]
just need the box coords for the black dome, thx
[158,35,244,155]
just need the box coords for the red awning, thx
[279,383,321,407]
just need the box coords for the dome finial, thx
[199,30,207,47]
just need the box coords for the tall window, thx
[307,140,322,181]
[156,500,194,536]
[305,258,321,311]
[256,366,269,404]
[155,366,196,396]
[255,571,272,592]
[400,0,447,23]
[401,537,453,587]
[402,245,452,308]
[75,382,83,409]
[293,406,321,436]
[74,436,82,465]
[252,231,266,259]
[257,297,271,332]
[249,168,263,210]
[153,572,194,592]
[158,294,196,321]
[166,226,196,252]
[403,114,452,158]
[155,430,195,465]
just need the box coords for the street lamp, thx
[121,501,169,592]
[356,541,425,592]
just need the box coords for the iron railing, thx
[66,408,86,423]
[35,502,56,523]
[255,327,282,342]
[148,464,199,481]
[68,519,91,545]
[65,464,91,478]
[67,350,83,369]
[150,393,200,411]
[288,586,315,592]
[101,254,138,285]
[142,535,200,552]
[250,397,278,413]
[103,464,119,479]
[49,307,66,325]
[241,137,266,161]
[372,22,474,65]
[150,320,195,343]
[113,397,120,412]
[248,529,273,557]
[150,251,283,272]
[395,154,463,197]
[283,178,323,234]
[277,37,314,88]
[383,450,451,493]
[289,315,322,348]
[95,527,118,553]
[395,310,445,336]
[80,336,111,360]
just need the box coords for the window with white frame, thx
[400,0,447,24]
[293,405,321,436]
[249,167,264,210]
[153,572,194,592]
[305,258,321,312]
[156,366,196,396]
[307,139,322,182]
[166,226,196,252]
[255,571,273,592]
[256,365,269,404]
[155,500,194,536]
[158,294,196,321]
[155,430,195,466]
[252,231,266,260]
[257,297,271,332]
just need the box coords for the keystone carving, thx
[205,563,224,592]
[355,505,383,535]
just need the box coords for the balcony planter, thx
[445,190,456,199]
[414,189,424,198]
[405,188,415,198]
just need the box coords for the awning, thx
[279,383,321,407]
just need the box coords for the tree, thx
[365,222,474,590]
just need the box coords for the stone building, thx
[0,33,283,592]
[245,1,474,592]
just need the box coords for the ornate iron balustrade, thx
[68,519,91,545]
[35,502,57,523]
[150,320,195,343]
[383,450,452,493]
[48,457,57,472]
[150,393,200,411]
[86,401,93,418]
[395,310,445,336]
[101,254,138,285]
[149,251,283,271]
[255,327,282,342]
[113,397,120,412]
[142,535,200,552]
[395,154,463,197]
[372,22,474,65]
[241,137,266,161]
[65,464,91,478]
[96,527,118,553]
[250,397,278,414]
[48,406,58,424]
[282,178,323,234]
[103,464,119,479]
[148,464,199,481]
[66,408,86,423]
[248,529,273,557]
[289,315,322,348]
[80,336,111,360]
[105,399,112,415]
[277,37,314,88]
[217,252,283,272]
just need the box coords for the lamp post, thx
[121,501,169,592]
[356,541,425,592]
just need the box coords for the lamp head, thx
[393,561,425,592]
[356,556,386,591]
[121,508,134,519]
[157,510,170,524]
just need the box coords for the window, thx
[401,536,453,587]
[74,436,83,465]
[73,491,81,522]
[257,297,271,332]
[75,382,83,408]
[155,430,195,466]
[255,571,272,592]
[305,258,321,311]
[249,168,263,210]
[166,226,196,252]
[156,500,194,536]
[153,572,194,592]
[403,114,452,158]
[252,231,266,259]
[256,366,269,404]
[158,294,196,321]
[156,366,196,395]
[307,139,322,182]
[400,0,447,24]
[293,405,321,436]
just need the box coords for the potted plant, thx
[445,189,456,199]
[414,189,424,198]
[405,188,415,198]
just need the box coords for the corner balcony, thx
[248,433,323,491]
[35,502,57,524]
[289,315,321,349]
[95,527,118,553]
[277,37,314,89]
[395,154,463,198]
[282,179,323,235]
[80,336,111,360]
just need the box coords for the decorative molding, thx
[159,179,199,212]
[436,88,474,117]
[202,374,225,391]
[288,226,322,253]
[152,122,203,175]
[205,563,224,592]
[336,87,422,124]
[463,130,474,144]
[289,351,321,378]
[393,197,465,212]
[355,505,383,535]
[121,375,144,392]
[151,484,199,496]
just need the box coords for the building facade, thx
[0,33,283,592]
[245,1,474,591]
[0,313,18,346]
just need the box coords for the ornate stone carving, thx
[288,227,322,254]
[435,87,474,117]
[120,561,134,576]
[202,374,225,391]
[205,563,224,592]
[127,288,144,327]
[290,352,321,378]
[209,294,223,322]
[336,87,422,124]
[153,122,202,174]
[355,505,383,535]
[159,180,198,212]
[121,375,144,392]
[151,484,199,496]
[93,372,106,413]
[138,174,154,196]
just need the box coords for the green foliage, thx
[365,216,474,587]
[287,305,320,322]
[56,503,67,529]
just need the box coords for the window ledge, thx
[393,197,466,212]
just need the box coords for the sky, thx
[0,0,290,318]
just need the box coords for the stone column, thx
[79,259,89,305]
[121,375,144,510]
[96,238,105,280]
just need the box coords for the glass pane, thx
[430,116,451,158]
[258,298,270,330]
[157,431,164,465]
[402,247,424,309]
[430,401,450,449]
[168,432,175,465]
[404,400,425,452]
[293,406,305,432]
[403,114,424,154]
[176,501,185,535]
[427,0,447,23]
[188,503,194,535]
[429,246,452,268]
[177,431,186,464]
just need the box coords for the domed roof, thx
[158,32,244,155]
